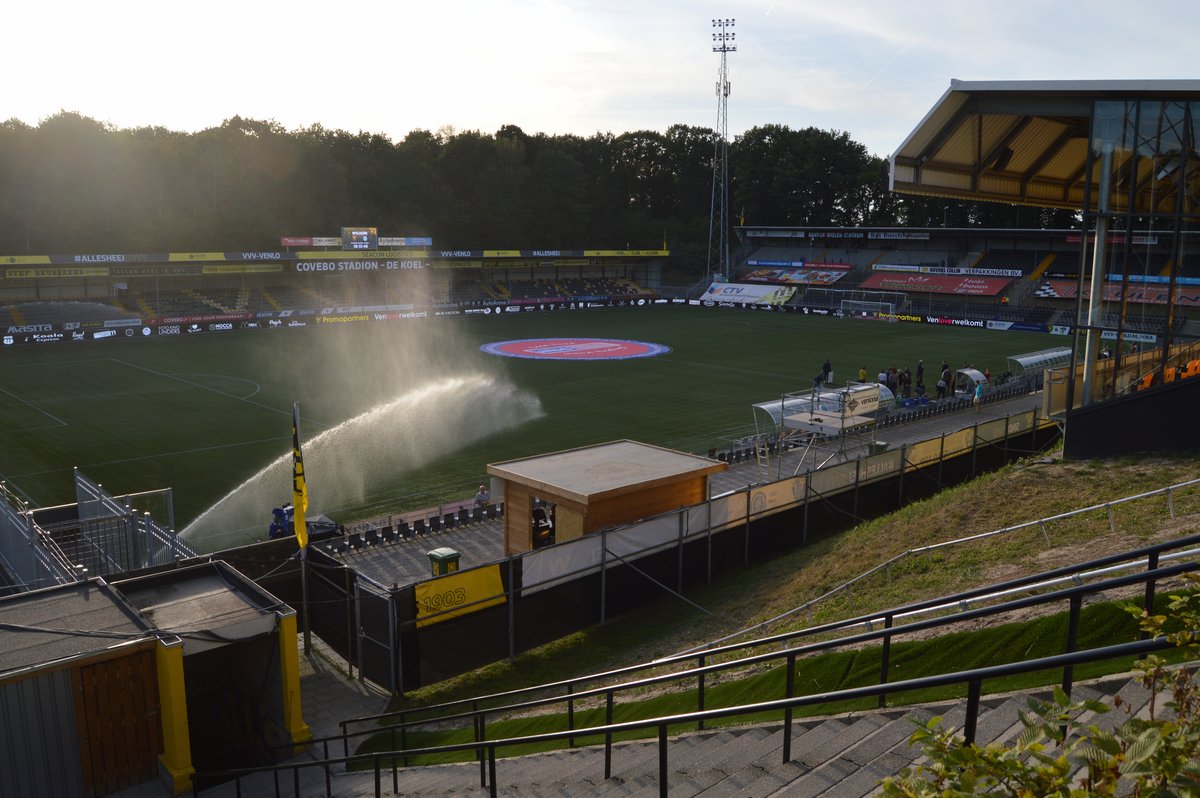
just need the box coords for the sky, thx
[4,0,1195,158]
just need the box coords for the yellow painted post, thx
[278,613,313,752]
[154,639,194,795]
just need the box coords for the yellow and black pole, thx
[292,402,311,652]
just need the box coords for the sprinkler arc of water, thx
[179,373,542,549]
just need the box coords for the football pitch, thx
[0,306,1055,551]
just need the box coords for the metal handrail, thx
[340,489,1200,735]
[687,476,1200,651]
[286,554,1200,767]
[193,636,1176,798]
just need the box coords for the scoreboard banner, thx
[1,247,668,278]
[296,249,429,260]
[291,259,427,273]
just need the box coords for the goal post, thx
[839,298,896,318]
[801,287,907,318]
[833,290,906,319]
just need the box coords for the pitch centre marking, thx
[480,338,671,361]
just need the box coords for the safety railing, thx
[190,564,1186,797]
[186,542,1200,797]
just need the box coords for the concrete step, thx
[792,712,936,798]
[198,674,1154,797]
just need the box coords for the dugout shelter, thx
[891,79,1200,456]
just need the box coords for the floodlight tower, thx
[708,17,735,283]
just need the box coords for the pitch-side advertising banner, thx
[702,282,798,305]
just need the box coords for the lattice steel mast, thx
[707,18,735,282]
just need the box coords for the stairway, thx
[202,673,1155,797]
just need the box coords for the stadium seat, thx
[443,512,456,529]
[428,515,442,533]
[412,518,427,536]
[347,531,363,550]
[397,520,411,539]
[459,508,472,526]
[364,528,380,546]
[380,526,396,544]
[486,504,499,520]
[472,507,485,524]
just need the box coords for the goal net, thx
[801,288,906,318]
[839,298,896,318]
[837,290,906,320]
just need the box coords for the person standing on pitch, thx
[821,358,832,385]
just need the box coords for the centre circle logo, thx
[480,338,671,361]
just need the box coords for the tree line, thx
[0,112,1078,265]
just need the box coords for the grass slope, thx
[365,449,1200,761]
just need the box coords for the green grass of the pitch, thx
[0,306,1053,546]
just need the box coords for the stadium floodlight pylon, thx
[707,18,735,284]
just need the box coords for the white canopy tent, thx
[1006,347,1073,378]
[750,382,890,477]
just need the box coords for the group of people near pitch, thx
[813,357,992,410]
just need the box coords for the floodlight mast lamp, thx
[708,18,735,283]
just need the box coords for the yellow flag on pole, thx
[291,402,309,549]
